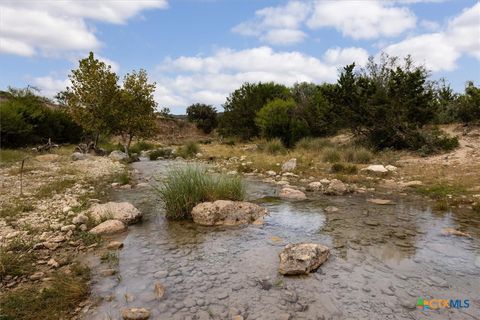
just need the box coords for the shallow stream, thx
[85,160,480,320]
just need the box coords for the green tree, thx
[219,82,291,139]
[456,81,480,124]
[114,69,157,155]
[433,79,458,124]
[186,103,217,133]
[66,52,119,146]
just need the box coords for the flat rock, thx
[440,227,471,238]
[367,198,394,205]
[279,187,307,200]
[122,307,150,320]
[90,202,142,225]
[89,219,126,235]
[71,152,86,161]
[279,243,330,275]
[363,165,388,173]
[281,158,297,172]
[324,206,339,213]
[106,241,124,250]
[191,200,268,226]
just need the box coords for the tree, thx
[218,82,291,139]
[433,79,458,124]
[113,69,157,155]
[186,103,217,133]
[456,81,480,124]
[66,52,119,146]
[255,98,309,147]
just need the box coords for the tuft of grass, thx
[113,170,130,185]
[295,137,333,152]
[0,201,34,220]
[73,231,102,246]
[100,251,119,266]
[322,147,341,163]
[331,163,358,174]
[149,148,173,160]
[0,263,90,320]
[257,138,286,155]
[0,249,36,281]
[222,138,236,146]
[35,178,76,198]
[416,183,467,199]
[341,146,373,164]
[0,149,29,167]
[177,141,200,158]
[155,165,245,220]
[129,141,156,155]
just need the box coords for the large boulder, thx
[281,158,297,172]
[90,202,142,225]
[279,187,307,200]
[362,164,388,173]
[109,150,128,161]
[191,200,268,226]
[89,219,126,235]
[324,179,348,195]
[71,152,86,161]
[279,243,330,275]
[122,308,151,320]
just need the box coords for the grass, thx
[156,165,245,219]
[100,251,119,266]
[113,170,130,185]
[341,146,373,164]
[177,141,200,158]
[149,148,173,160]
[416,183,467,199]
[0,249,36,281]
[35,178,76,198]
[0,263,90,320]
[322,147,341,163]
[0,201,34,220]
[0,149,29,167]
[295,137,333,151]
[129,141,156,154]
[331,163,358,174]
[257,138,286,155]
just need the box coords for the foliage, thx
[219,82,291,139]
[65,52,119,145]
[149,148,173,160]
[331,163,358,174]
[322,148,341,163]
[177,141,200,158]
[295,137,333,151]
[155,166,245,219]
[433,79,458,124]
[341,146,373,163]
[0,87,82,147]
[129,141,156,154]
[186,103,218,133]
[257,138,287,155]
[456,81,480,124]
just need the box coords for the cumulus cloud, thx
[0,0,167,57]
[155,46,369,113]
[31,76,71,99]
[384,2,480,71]
[233,0,417,44]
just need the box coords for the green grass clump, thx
[322,147,341,163]
[156,166,245,220]
[258,138,286,155]
[0,249,35,281]
[0,264,90,320]
[295,137,332,152]
[342,146,373,164]
[100,251,119,266]
[0,201,34,220]
[129,141,156,154]
[113,170,130,185]
[149,148,173,160]
[35,178,76,198]
[417,183,467,199]
[0,149,29,167]
[177,141,200,158]
[331,163,358,174]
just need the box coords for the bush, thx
[331,163,358,174]
[186,103,218,133]
[415,129,459,156]
[177,141,200,158]
[156,166,245,219]
[456,81,480,124]
[257,138,286,155]
[342,146,373,163]
[149,148,173,160]
[129,141,155,154]
[322,147,341,162]
[295,137,333,151]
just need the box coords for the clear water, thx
[85,160,480,320]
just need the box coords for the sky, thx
[0,0,479,114]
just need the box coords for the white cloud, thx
[307,1,416,39]
[232,1,311,45]
[155,46,367,112]
[31,76,71,99]
[384,3,480,71]
[0,0,167,57]
[97,55,120,73]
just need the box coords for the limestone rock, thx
[279,243,330,275]
[279,187,307,200]
[122,308,150,320]
[363,164,388,173]
[324,179,347,195]
[191,200,268,226]
[281,158,297,172]
[71,152,86,161]
[154,283,166,299]
[90,202,142,225]
[306,181,323,191]
[109,150,128,161]
[367,198,394,205]
[106,241,124,250]
[89,219,126,235]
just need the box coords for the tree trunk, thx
[94,132,100,148]
[123,134,133,156]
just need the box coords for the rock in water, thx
[367,198,394,205]
[441,228,471,238]
[191,200,268,226]
[279,243,330,275]
[90,202,142,225]
[281,158,297,172]
[89,219,126,235]
[109,150,128,161]
[122,308,150,320]
[324,179,347,195]
[154,283,166,299]
[279,187,307,200]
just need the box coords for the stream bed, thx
[85,160,480,320]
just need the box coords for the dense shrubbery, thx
[186,103,218,133]
[156,166,245,219]
[0,88,82,147]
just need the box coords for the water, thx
[85,160,480,320]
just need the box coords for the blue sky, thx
[1,0,479,114]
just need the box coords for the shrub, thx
[177,141,200,158]
[149,148,173,160]
[456,81,480,124]
[129,141,155,154]
[186,103,218,133]
[331,163,358,174]
[342,146,373,163]
[257,138,286,155]
[295,137,333,152]
[156,166,245,219]
[322,147,341,162]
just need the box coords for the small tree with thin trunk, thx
[66,52,119,146]
[114,69,157,155]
